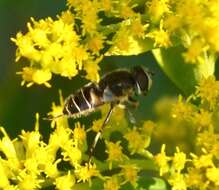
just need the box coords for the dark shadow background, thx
[2,0,217,139]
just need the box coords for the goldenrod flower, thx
[172,147,187,172]
[105,141,126,169]
[185,167,204,189]
[75,163,101,186]
[154,144,171,176]
[17,171,43,190]
[54,172,75,190]
[73,122,86,143]
[120,164,140,188]
[146,20,171,48]
[191,152,214,169]
[103,176,121,190]
[0,159,10,189]
[193,109,212,131]
[183,39,205,64]
[171,95,194,121]
[147,0,170,22]
[168,173,187,190]
[196,76,219,109]
[206,167,219,186]
[124,127,150,155]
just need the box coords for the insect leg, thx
[126,97,139,125]
[126,107,136,125]
[88,103,115,163]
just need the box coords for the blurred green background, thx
[0,0,199,139]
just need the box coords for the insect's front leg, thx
[88,103,115,164]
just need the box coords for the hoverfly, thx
[52,66,153,162]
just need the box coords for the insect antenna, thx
[88,103,115,164]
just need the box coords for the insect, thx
[55,66,153,162]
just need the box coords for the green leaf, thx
[153,46,216,95]
[138,176,170,190]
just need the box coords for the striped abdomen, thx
[63,84,103,117]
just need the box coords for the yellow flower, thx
[90,118,105,133]
[172,147,187,172]
[0,159,10,189]
[147,0,170,22]
[59,10,75,25]
[73,122,86,143]
[206,167,219,186]
[17,172,42,190]
[86,33,105,55]
[185,167,205,189]
[105,141,126,169]
[17,67,52,87]
[154,144,171,176]
[146,20,171,48]
[80,0,99,34]
[75,163,100,186]
[62,144,82,167]
[83,59,100,82]
[171,95,194,121]
[124,127,150,155]
[130,16,148,38]
[103,176,121,190]
[191,153,214,169]
[168,173,187,190]
[141,120,156,136]
[193,109,212,131]
[196,131,218,151]
[119,1,135,19]
[0,127,19,163]
[55,172,75,190]
[111,27,131,52]
[196,76,219,109]
[183,39,205,64]
[163,15,181,33]
[120,164,140,188]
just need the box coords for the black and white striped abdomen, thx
[63,84,103,117]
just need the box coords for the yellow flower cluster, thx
[0,92,155,189]
[154,76,219,190]
[12,0,219,86]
